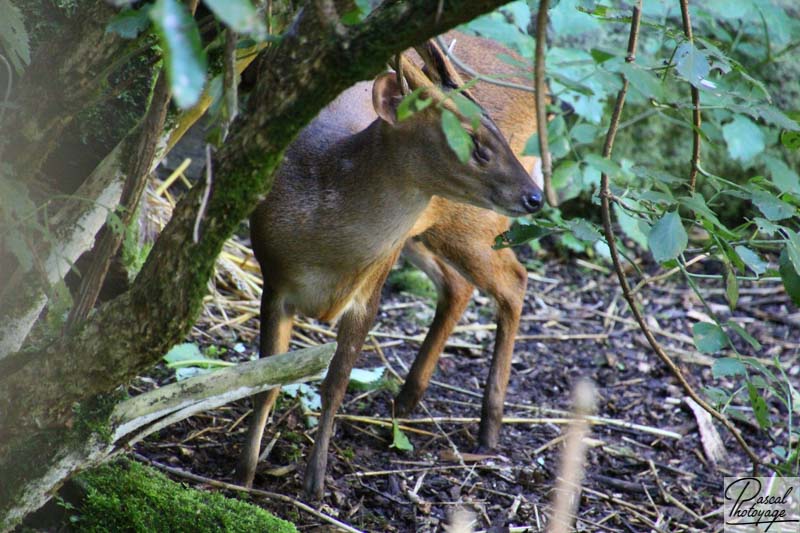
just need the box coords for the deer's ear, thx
[372,72,402,125]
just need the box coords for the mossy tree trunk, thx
[0,0,514,529]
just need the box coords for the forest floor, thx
[131,244,799,532]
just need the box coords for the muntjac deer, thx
[237,37,543,498]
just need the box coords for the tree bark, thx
[3,1,129,182]
[0,343,335,531]
[0,0,515,527]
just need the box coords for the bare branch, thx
[65,72,172,333]
[679,0,701,191]
[534,1,557,207]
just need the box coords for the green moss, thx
[387,264,436,300]
[71,391,126,444]
[71,460,296,532]
[121,207,153,282]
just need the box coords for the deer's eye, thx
[472,137,491,164]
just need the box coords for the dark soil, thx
[134,253,799,532]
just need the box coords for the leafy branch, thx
[597,0,761,467]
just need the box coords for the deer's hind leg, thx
[400,211,527,450]
[395,239,474,416]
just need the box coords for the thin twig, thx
[308,413,681,440]
[533,0,557,206]
[631,253,708,295]
[132,453,364,533]
[193,144,213,243]
[679,0,701,191]
[434,36,537,94]
[222,29,239,142]
[597,0,761,468]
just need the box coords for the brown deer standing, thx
[237,34,542,498]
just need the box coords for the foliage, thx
[388,263,437,300]
[390,418,414,452]
[71,459,296,532]
[163,342,234,381]
[466,0,800,472]
[107,0,268,109]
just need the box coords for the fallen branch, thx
[112,343,336,445]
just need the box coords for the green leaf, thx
[722,116,765,163]
[780,248,800,307]
[712,357,746,378]
[149,0,207,109]
[283,383,321,425]
[451,93,483,128]
[493,220,554,248]
[648,211,687,263]
[583,154,621,178]
[203,0,266,36]
[348,367,389,392]
[631,165,682,186]
[755,106,800,131]
[619,63,663,100]
[734,246,767,275]
[551,160,579,188]
[164,342,203,364]
[107,6,152,39]
[680,193,729,234]
[567,218,601,243]
[703,386,730,406]
[764,156,800,195]
[569,123,598,144]
[674,42,711,90]
[396,88,432,122]
[780,111,800,150]
[747,382,771,430]
[0,0,30,73]
[693,322,728,354]
[590,48,615,64]
[440,109,472,164]
[785,229,800,274]
[614,204,649,249]
[781,130,800,151]
[726,321,762,351]
[754,217,782,237]
[390,419,413,451]
[750,189,795,221]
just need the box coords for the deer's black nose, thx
[522,190,544,213]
